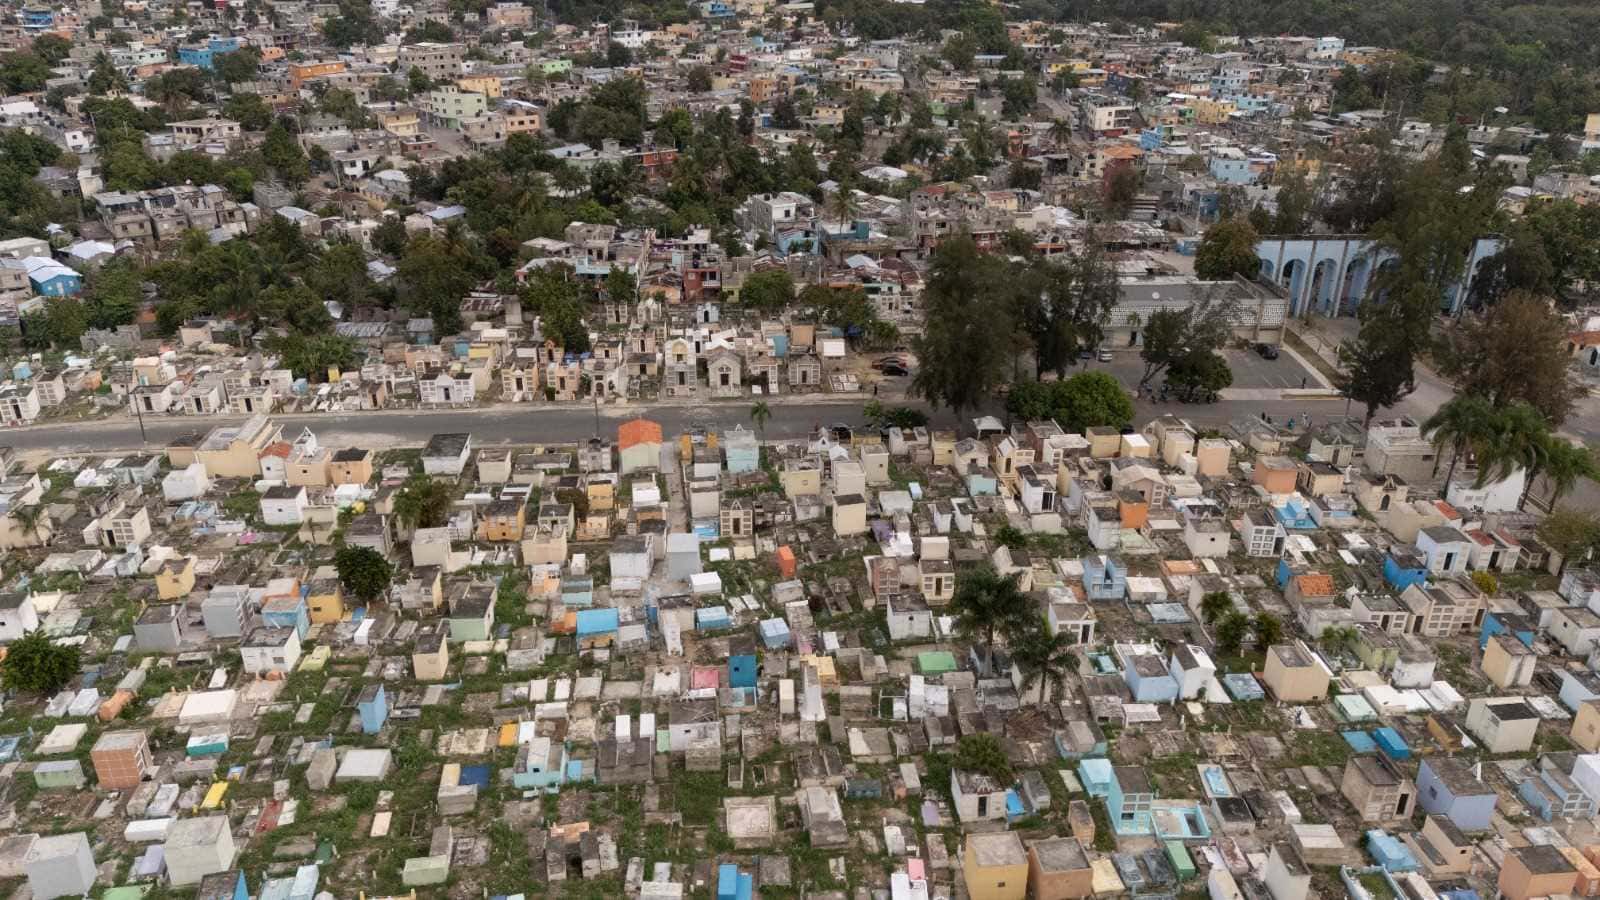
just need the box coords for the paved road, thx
[3,390,1380,455]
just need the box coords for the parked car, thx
[1254,342,1280,360]
[879,363,909,377]
[1097,348,1113,362]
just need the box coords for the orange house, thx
[1253,455,1299,494]
[1500,845,1578,900]
[1118,491,1149,530]
[288,60,346,88]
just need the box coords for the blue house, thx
[1416,757,1496,832]
[1081,760,1155,836]
[1272,498,1317,530]
[262,596,311,640]
[1083,555,1128,601]
[1366,830,1419,872]
[357,684,387,734]
[1383,549,1429,592]
[177,39,238,70]
[1518,755,1597,822]
[723,428,760,474]
[728,651,757,689]
[21,8,54,31]
[575,608,619,649]
[512,736,566,792]
[696,606,731,630]
[758,617,790,649]
[1208,154,1254,184]
[561,576,594,608]
[1118,644,1179,703]
[24,258,82,296]
[716,863,753,900]
[1480,610,1536,650]
[966,467,998,496]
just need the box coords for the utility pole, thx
[133,392,147,444]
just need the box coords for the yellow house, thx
[306,577,345,624]
[521,525,567,566]
[1191,97,1236,125]
[586,479,615,514]
[413,631,450,681]
[286,448,330,487]
[1572,700,1600,752]
[155,557,195,601]
[328,448,375,486]
[832,494,867,537]
[457,75,503,98]
[479,497,527,542]
[1261,642,1330,702]
[196,415,281,478]
[781,459,822,499]
[963,833,1029,900]
[1481,633,1536,690]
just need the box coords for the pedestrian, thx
[1260,411,1267,421]
[873,384,879,397]
[1287,417,1296,430]
[1301,377,1307,389]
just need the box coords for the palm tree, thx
[10,504,46,546]
[1047,118,1072,148]
[1525,435,1600,511]
[828,186,859,233]
[749,400,771,454]
[1475,402,1549,489]
[392,474,453,530]
[950,567,1030,676]
[1318,626,1358,657]
[1008,621,1077,703]
[1199,590,1234,625]
[1421,394,1495,487]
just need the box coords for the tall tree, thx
[1336,301,1419,426]
[1194,217,1261,281]
[912,236,1014,416]
[1434,290,1583,424]
[261,119,309,185]
[1135,286,1238,391]
[1538,509,1600,573]
[335,545,394,603]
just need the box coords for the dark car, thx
[879,363,909,377]
[1254,342,1280,360]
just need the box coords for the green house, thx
[917,651,957,675]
